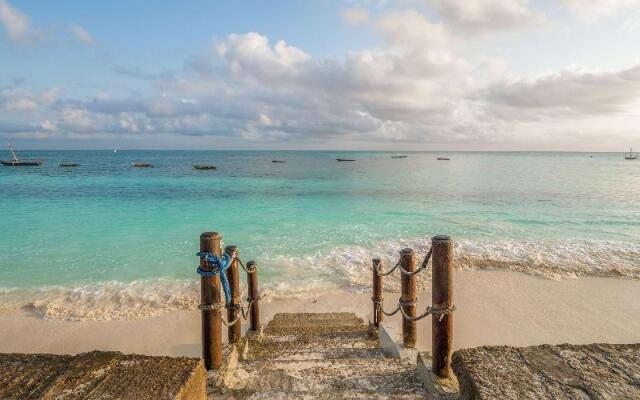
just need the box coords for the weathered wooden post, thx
[199,232,223,370]
[372,258,383,329]
[431,235,454,378]
[246,261,261,331]
[400,248,417,348]
[225,245,241,344]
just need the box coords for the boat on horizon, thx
[625,148,638,160]
[1,144,43,166]
[272,160,286,163]
[336,158,355,162]
[194,164,216,170]
[59,162,80,167]
[391,155,407,159]
[132,162,153,168]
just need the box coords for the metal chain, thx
[376,260,400,276]
[235,257,257,274]
[399,249,432,277]
[221,314,242,327]
[375,248,432,277]
[429,304,457,322]
[198,302,225,311]
[399,303,457,322]
[379,301,402,316]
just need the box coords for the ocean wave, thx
[1,238,638,321]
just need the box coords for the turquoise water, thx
[1,151,639,319]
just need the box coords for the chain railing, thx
[196,231,263,371]
[372,235,456,380]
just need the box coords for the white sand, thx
[0,270,638,357]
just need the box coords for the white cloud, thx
[62,107,94,128]
[0,0,40,43]
[40,119,56,131]
[484,65,640,119]
[216,32,311,82]
[340,8,369,25]
[5,96,37,111]
[561,0,640,18]
[5,6,640,150]
[0,86,57,112]
[425,0,546,32]
[375,9,451,48]
[68,24,96,46]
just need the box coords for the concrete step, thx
[215,313,425,399]
[237,390,426,399]
[264,324,370,338]
[232,358,423,394]
[271,312,361,322]
[249,346,385,362]
[0,351,206,400]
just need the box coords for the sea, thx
[1,150,638,320]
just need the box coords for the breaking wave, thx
[1,238,638,321]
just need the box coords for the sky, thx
[1,0,640,150]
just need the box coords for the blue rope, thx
[196,251,232,303]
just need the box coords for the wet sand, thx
[0,270,638,357]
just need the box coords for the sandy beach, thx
[1,270,638,357]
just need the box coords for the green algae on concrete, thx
[0,350,206,400]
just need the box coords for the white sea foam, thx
[1,238,638,321]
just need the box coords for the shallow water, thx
[1,150,638,319]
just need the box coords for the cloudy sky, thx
[1,0,640,150]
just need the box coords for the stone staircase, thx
[211,312,425,399]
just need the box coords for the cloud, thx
[561,0,640,18]
[375,9,451,48]
[0,85,57,112]
[0,0,41,43]
[216,32,311,83]
[5,6,640,149]
[68,23,96,46]
[340,8,369,25]
[425,0,546,33]
[484,65,640,119]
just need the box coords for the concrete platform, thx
[0,350,206,399]
[452,343,640,399]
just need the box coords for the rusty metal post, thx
[372,258,383,328]
[225,245,241,344]
[400,248,417,348]
[432,235,454,378]
[246,261,261,331]
[199,232,223,370]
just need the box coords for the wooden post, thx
[431,235,453,378]
[199,232,223,370]
[225,245,241,344]
[246,261,261,331]
[372,258,383,328]
[400,248,417,348]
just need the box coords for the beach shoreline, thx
[1,270,638,357]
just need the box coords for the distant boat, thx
[437,157,450,161]
[272,160,286,163]
[1,144,43,166]
[59,163,80,167]
[625,147,638,160]
[194,165,216,170]
[336,158,355,162]
[391,155,407,159]
[132,162,153,168]
[114,148,117,153]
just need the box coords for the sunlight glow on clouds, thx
[1,0,640,149]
